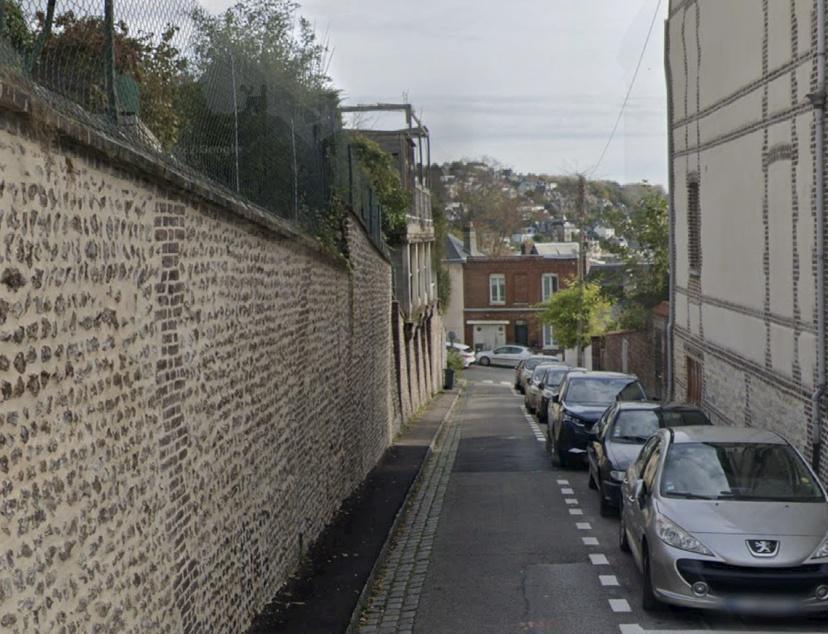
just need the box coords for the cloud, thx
[203,0,670,185]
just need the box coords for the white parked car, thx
[446,342,475,368]
[475,345,533,368]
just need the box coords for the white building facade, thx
[667,0,826,474]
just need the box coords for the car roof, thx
[614,401,660,411]
[567,371,637,380]
[660,402,704,412]
[668,426,787,445]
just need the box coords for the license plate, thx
[724,595,800,616]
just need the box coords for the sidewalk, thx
[247,388,460,634]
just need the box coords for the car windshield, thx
[660,409,710,427]
[523,358,549,371]
[543,368,569,388]
[661,442,824,502]
[611,410,659,443]
[566,378,637,405]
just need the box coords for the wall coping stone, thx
[0,74,381,269]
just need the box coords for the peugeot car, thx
[514,355,559,392]
[523,362,564,414]
[620,426,828,614]
[547,371,646,468]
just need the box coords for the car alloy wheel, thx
[479,357,491,366]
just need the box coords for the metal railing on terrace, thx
[0,0,377,243]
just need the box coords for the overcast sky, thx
[202,0,670,186]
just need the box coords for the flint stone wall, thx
[0,94,394,633]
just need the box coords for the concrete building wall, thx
[667,0,823,473]
[444,261,465,343]
[0,87,398,631]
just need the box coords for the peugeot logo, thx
[747,539,779,557]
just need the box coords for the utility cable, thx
[589,0,664,177]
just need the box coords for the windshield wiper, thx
[666,491,715,500]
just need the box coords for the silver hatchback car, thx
[620,426,828,614]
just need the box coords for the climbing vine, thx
[350,134,411,245]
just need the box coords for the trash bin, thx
[444,368,455,390]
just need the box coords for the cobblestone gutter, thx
[348,387,466,634]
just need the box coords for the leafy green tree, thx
[601,185,669,308]
[538,281,612,350]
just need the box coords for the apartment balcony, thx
[406,183,434,243]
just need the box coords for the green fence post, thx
[104,0,119,124]
[26,0,56,76]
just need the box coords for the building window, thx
[541,273,559,301]
[686,356,702,404]
[489,274,506,304]
[687,176,701,272]
[542,324,555,348]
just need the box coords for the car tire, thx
[619,508,631,553]
[479,357,491,366]
[599,484,613,517]
[642,545,663,612]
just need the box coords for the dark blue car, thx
[546,371,647,468]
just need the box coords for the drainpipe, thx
[811,0,827,473]
[664,19,676,402]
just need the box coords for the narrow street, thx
[358,367,828,634]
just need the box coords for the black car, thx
[586,402,712,516]
[547,372,647,468]
[536,365,586,424]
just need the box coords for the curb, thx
[345,387,463,634]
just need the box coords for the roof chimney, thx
[463,222,478,256]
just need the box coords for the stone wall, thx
[0,91,396,631]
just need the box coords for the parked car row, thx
[523,364,828,616]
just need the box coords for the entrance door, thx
[472,324,507,351]
[514,323,529,346]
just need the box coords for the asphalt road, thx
[413,365,828,634]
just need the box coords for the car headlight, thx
[812,536,828,559]
[656,513,713,556]
[562,413,583,426]
[609,470,626,482]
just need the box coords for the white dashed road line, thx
[608,599,631,613]
[561,487,574,494]
[599,575,619,587]
[569,508,584,516]
[565,498,579,505]
[557,479,569,485]
[589,554,609,566]
[575,522,591,530]
[582,537,599,546]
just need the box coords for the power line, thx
[589,0,664,177]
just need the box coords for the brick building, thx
[461,229,578,351]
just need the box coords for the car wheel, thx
[642,545,663,612]
[619,508,631,553]
[599,484,613,517]
[588,471,597,490]
[479,357,491,366]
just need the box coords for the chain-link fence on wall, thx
[0,0,352,237]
